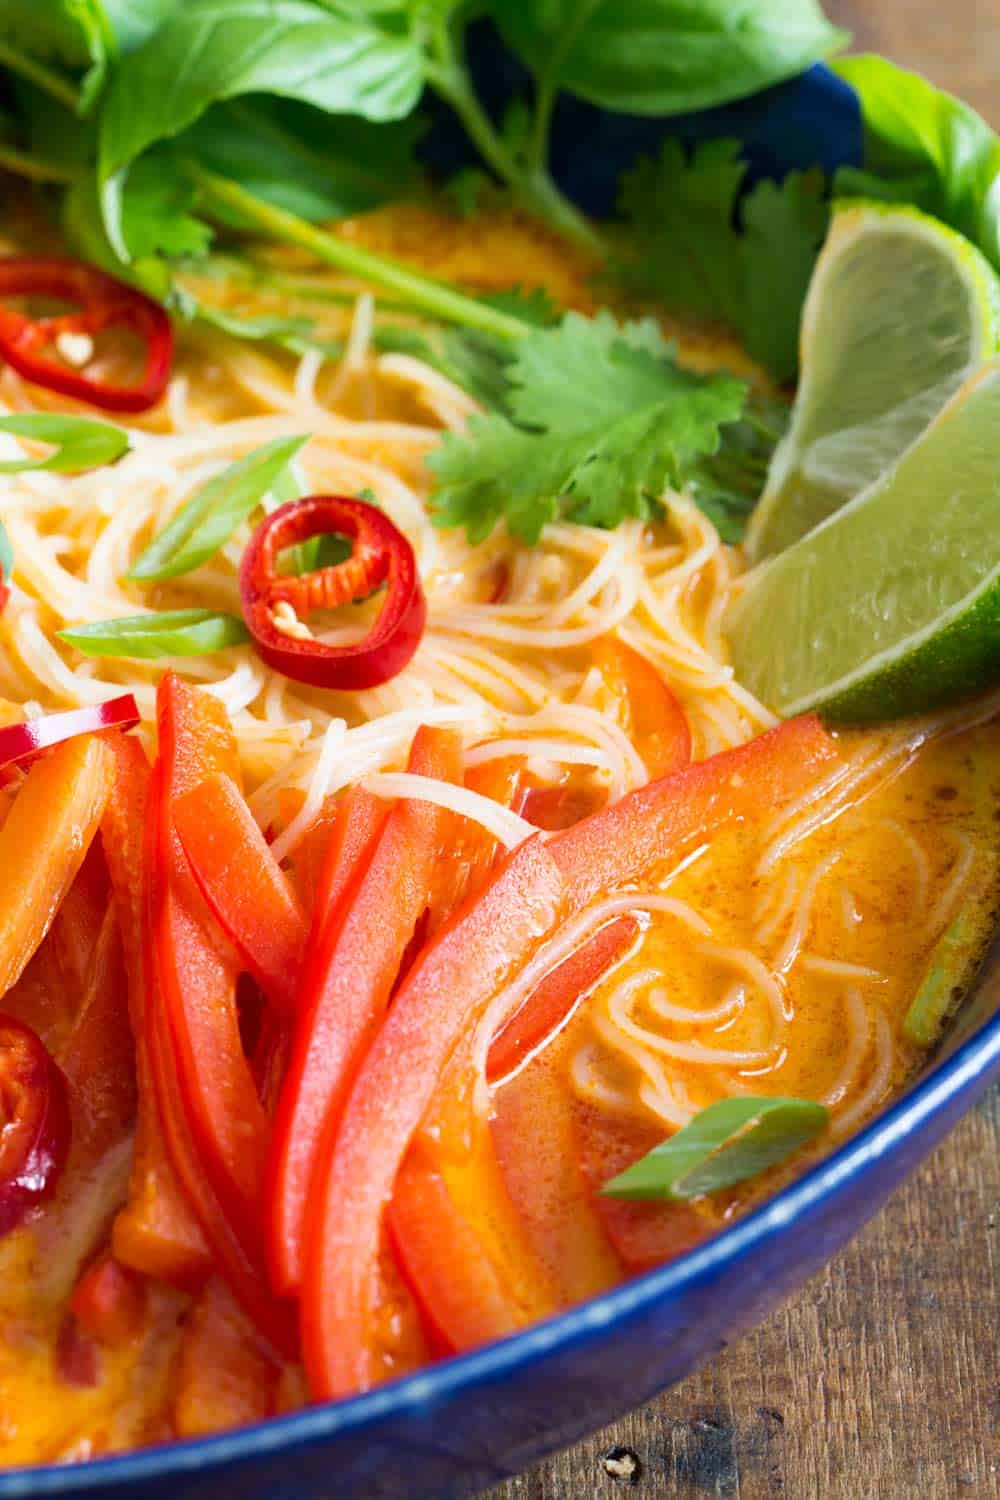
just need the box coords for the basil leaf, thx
[99,0,425,254]
[491,0,847,118]
[602,1096,828,1202]
[0,0,109,110]
[834,55,1000,273]
[177,96,424,225]
[99,1,180,54]
[129,435,308,581]
[60,608,249,657]
[0,414,130,475]
[0,518,13,593]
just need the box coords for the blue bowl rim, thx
[3,55,997,1497]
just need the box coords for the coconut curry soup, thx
[0,0,999,1466]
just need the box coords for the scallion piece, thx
[0,414,130,475]
[128,435,307,581]
[60,609,249,659]
[602,1096,829,1202]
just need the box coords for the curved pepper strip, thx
[302,715,840,1398]
[146,754,296,1354]
[151,675,270,1242]
[103,732,210,1288]
[174,773,308,1016]
[594,637,691,781]
[268,726,462,1296]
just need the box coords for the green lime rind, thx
[728,359,1000,722]
[747,200,1000,560]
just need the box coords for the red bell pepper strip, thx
[268,727,461,1296]
[388,1137,560,1356]
[549,714,837,909]
[102,732,210,1288]
[302,715,839,1398]
[302,832,564,1398]
[0,694,139,776]
[0,733,114,1000]
[70,1252,146,1345]
[150,674,269,1241]
[145,754,296,1354]
[486,914,639,1083]
[0,259,172,413]
[239,495,426,691]
[491,1054,624,1304]
[594,636,691,781]
[174,773,308,1016]
[0,1012,71,1236]
[173,1277,278,1439]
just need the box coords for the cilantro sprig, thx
[430,313,748,543]
[614,140,830,383]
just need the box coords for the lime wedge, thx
[727,360,1000,721]
[746,201,1000,559]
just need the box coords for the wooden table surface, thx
[489,5,1000,1497]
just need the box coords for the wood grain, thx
[488,5,1000,1496]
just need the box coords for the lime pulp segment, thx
[727,359,1000,721]
[747,201,1000,560]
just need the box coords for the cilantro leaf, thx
[615,141,830,382]
[739,168,829,379]
[429,312,747,543]
[688,393,789,544]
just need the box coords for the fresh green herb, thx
[688,392,789,543]
[615,140,830,381]
[177,96,424,226]
[129,435,307,581]
[60,608,250,658]
[494,0,847,118]
[834,55,1000,274]
[430,312,747,543]
[0,3,106,112]
[602,1096,829,1202]
[0,413,130,474]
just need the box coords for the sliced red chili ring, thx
[0,1013,71,1237]
[239,495,426,691]
[0,259,173,414]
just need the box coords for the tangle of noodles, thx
[0,208,998,1182]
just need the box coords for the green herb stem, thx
[0,41,81,115]
[197,255,417,318]
[0,144,78,186]
[184,163,529,342]
[424,47,604,258]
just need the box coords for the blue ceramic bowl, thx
[6,60,1000,1500]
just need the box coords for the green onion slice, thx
[602,1096,829,1202]
[60,609,249,659]
[0,414,130,475]
[128,435,307,581]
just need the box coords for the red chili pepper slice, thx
[0,694,140,775]
[0,1013,71,1237]
[239,496,426,691]
[0,259,173,414]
